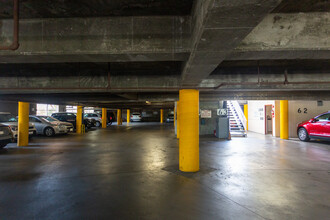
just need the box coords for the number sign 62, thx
[298,108,307,114]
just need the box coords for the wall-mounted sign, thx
[217,108,228,116]
[201,110,212,118]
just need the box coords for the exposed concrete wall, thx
[199,101,219,135]
[0,101,18,115]
[0,16,191,63]
[288,101,330,138]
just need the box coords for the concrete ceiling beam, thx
[180,0,282,86]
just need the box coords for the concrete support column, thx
[244,104,248,130]
[76,106,83,134]
[127,109,130,124]
[18,102,29,147]
[117,109,122,125]
[160,109,164,123]
[102,108,107,128]
[280,100,289,139]
[179,89,199,172]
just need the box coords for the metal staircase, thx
[227,101,247,137]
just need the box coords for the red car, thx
[297,111,330,141]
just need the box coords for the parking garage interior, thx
[0,0,329,219]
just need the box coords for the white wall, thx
[288,101,330,138]
[248,101,275,135]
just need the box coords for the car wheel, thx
[44,127,55,137]
[298,128,310,142]
[95,121,101,127]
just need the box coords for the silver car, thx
[0,124,13,149]
[0,112,36,139]
[29,116,74,137]
[84,113,102,127]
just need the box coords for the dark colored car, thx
[166,114,174,123]
[51,112,93,129]
[297,111,330,141]
[0,124,13,149]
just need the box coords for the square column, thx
[127,109,130,124]
[160,109,164,123]
[102,108,107,128]
[280,100,289,139]
[179,89,199,172]
[76,106,83,134]
[18,102,29,147]
[117,109,122,125]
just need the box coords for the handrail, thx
[230,101,247,131]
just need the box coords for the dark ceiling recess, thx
[0,0,193,19]
[211,60,330,75]
[0,61,183,76]
[272,0,330,13]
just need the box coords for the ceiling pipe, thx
[0,0,19,50]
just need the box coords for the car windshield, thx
[0,114,17,122]
[39,116,58,122]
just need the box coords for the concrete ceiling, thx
[0,0,193,18]
[0,0,329,107]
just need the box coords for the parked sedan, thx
[0,124,13,149]
[0,112,36,139]
[51,112,93,129]
[84,113,102,127]
[166,114,174,123]
[29,116,74,137]
[297,111,330,141]
[131,112,142,122]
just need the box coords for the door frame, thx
[264,104,273,135]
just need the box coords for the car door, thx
[29,117,43,134]
[311,113,330,137]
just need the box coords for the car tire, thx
[95,121,101,127]
[298,128,310,142]
[44,127,55,137]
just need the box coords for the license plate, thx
[0,131,4,135]
[70,128,73,131]
[29,131,33,135]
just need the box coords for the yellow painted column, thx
[127,109,130,124]
[160,109,164,123]
[17,102,29,147]
[244,104,248,130]
[177,102,180,139]
[102,108,107,128]
[76,106,83,134]
[117,109,122,125]
[179,89,199,172]
[280,100,289,139]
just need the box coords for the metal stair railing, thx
[230,101,247,132]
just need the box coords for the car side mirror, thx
[309,118,318,123]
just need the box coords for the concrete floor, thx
[0,123,329,219]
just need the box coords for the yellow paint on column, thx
[127,109,130,124]
[160,109,164,123]
[179,89,199,172]
[17,102,29,146]
[280,100,289,139]
[76,106,83,134]
[177,102,180,139]
[244,104,248,130]
[102,108,107,128]
[117,109,122,125]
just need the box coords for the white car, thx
[131,112,142,122]
[0,112,36,139]
[84,113,102,127]
[30,116,74,136]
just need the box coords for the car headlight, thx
[10,126,18,131]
